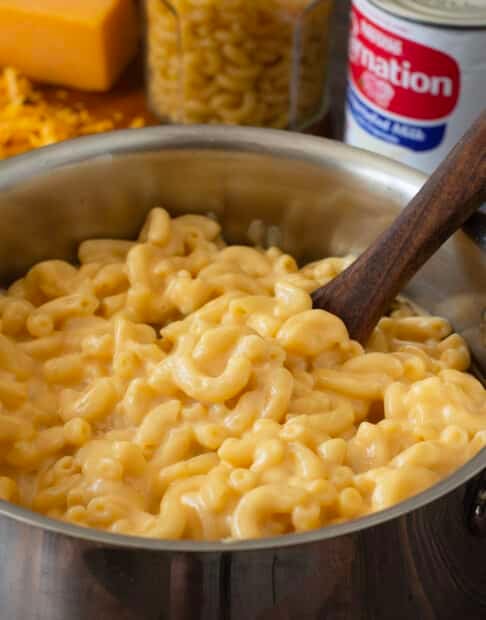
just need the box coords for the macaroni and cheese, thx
[0,208,484,540]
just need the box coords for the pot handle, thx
[462,206,486,534]
[462,208,486,253]
[465,467,486,537]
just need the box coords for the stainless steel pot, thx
[0,127,485,620]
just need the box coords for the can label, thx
[345,0,486,172]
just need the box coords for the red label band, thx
[349,4,460,120]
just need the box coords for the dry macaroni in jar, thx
[145,0,334,128]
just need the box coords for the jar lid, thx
[370,0,486,26]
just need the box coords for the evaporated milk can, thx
[345,0,486,173]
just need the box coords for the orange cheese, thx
[0,0,139,92]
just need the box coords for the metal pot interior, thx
[0,126,484,550]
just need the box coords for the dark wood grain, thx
[312,109,486,344]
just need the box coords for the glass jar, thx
[144,0,334,130]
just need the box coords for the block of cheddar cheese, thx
[0,0,139,91]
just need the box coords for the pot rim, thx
[0,125,484,553]
[1,449,484,552]
[0,124,426,192]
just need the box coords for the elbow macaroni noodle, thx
[0,208,485,541]
[145,0,333,128]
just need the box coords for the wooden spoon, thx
[312,109,486,344]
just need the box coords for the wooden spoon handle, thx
[312,109,486,344]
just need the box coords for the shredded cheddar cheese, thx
[0,67,145,160]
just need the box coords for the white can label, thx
[345,0,486,173]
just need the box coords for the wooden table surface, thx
[38,1,351,139]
